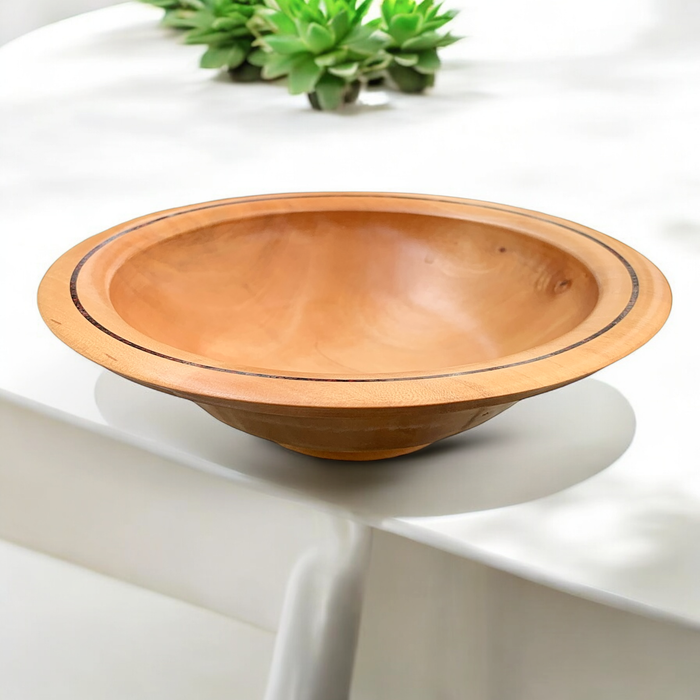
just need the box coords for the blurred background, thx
[3,0,692,56]
[0,0,115,45]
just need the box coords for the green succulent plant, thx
[380,0,460,93]
[254,0,391,110]
[185,0,270,80]
[138,0,211,30]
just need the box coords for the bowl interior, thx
[108,210,599,376]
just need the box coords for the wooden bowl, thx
[38,193,672,461]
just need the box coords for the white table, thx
[2,2,700,697]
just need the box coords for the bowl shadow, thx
[95,372,636,519]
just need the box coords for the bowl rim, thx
[38,192,672,412]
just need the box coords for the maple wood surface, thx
[38,193,672,460]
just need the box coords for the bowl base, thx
[278,443,431,461]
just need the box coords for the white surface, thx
[0,390,325,631]
[1,0,700,625]
[354,532,700,700]
[4,529,700,700]
[0,538,273,700]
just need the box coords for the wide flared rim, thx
[38,192,672,411]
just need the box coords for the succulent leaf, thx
[353,0,375,24]
[288,53,324,92]
[436,31,460,47]
[304,22,335,52]
[186,29,225,43]
[263,34,309,52]
[344,33,387,56]
[247,47,270,65]
[314,48,348,66]
[327,61,360,78]
[401,30,440,51]
[413,46,439,73]
[393,52,418,66]
[261,9,298,33]
[212,14,246,28]
[329,9,351,41]
[162,11,200,28]
[388,13,421,43]
[139,0,183,8]
[200,42,247,67]
[388,61,432,91]
[313,73,347,109]
[261,51,297,77]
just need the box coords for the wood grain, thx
[38,193,672,460]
